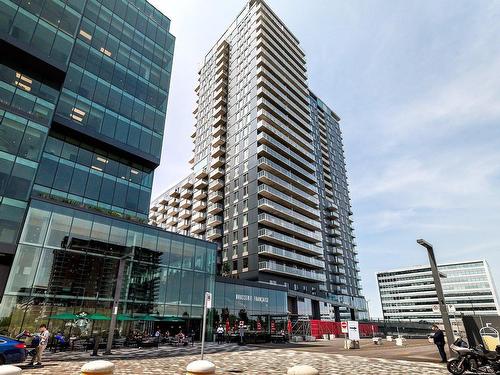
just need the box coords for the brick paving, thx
[16,342,449,374]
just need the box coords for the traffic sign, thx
[341,321,348,334]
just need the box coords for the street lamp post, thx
[417,239,455,351]
[104,255,128,355]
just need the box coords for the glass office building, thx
[0,0,218,338]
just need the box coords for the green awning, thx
[49,313,78,320]
[86,313,111,321]
[116,314,135,321]
[135,315,162,321]
[161,316,185,323]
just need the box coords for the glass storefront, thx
[213,278,288,335]
[0,198,216,338]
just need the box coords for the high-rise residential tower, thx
[0,0,217,337]
[150,0,367,320]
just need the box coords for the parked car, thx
[0,335,27,365]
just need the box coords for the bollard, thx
[186,360,216,375]
[287,365,319,375]
[81,360,115,375]
[0,365,22,375]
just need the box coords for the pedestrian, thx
[29,324,50,367]
[432,324,447,363]
[216,324,224,344]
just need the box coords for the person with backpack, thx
[29,324,50,367]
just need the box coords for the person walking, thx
[30,324,50,367]
[216,324,224,345]
[432,324,447,363]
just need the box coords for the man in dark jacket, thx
[432,324,447,362]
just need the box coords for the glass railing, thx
[258,261,326,282]
[258,157,317,194]
[257,171,318,206]
[258,198,320,229]
[258,244,324,268]
[258,184,319,216]
[258,228,323,255]
[258,145,315,181]
[257,132,315,171]
[258,213,321,241]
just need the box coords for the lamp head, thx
[417,238,433,250]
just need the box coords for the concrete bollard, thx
[81,360,115,375]
[0,365,22,375]
[287,365,319,375]
[186,360,216,375]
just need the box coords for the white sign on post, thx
[348,321,360,341]
[341,321,348,334]
[205,292,212,308]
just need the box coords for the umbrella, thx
[49,313,78,320]
[136,315,162,321]
[86,313,111,321]
[116,314,135,321]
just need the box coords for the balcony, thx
[257,157,317,195]
[211,145,226,158]
[179,209,192,219]
[180,188,193,199]
[257,184,319,219]
[328,256,345,266]
[329,237,342,247]
[212,134,226,147]
[209,178,224,191]
[206,227,223,240]
[159,197,168,205]
[193,189,207,201]
[259,261,326,282]
[326,246,344,257]
[181,179,194,189]
[157,205,167,214]
[326,203,339,211]
[328,219,340,228]
[169,189,180,198]
[178,219,191,230]
[166,217,177,226]
[195,168,208,179]
[207,214,223,227]
[257,171,318,206]
[210,167,225,179]
[208,191,224,203]
[258,244,324,268]
[191,223,206,234]
[194,178,208,189]
[332,276,347,285]
[179,199,191,209]
[257,144,315,182]
[213,86,227,100]
[211,156,225,168]
[168,198,179,207]
[167,207,179,216]
[258,228,323,255]
[193,201,207,212]
[328,229,341,237]
[207,202,224,215]
[258,213,321,242]
[326,210,340,219]
[192,211,207,223]
[258,198,320,231]
[212,125,226,138]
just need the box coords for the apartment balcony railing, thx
[167,207,179,216]
[258,184,319,218]
[257,145,315,182]
[178,219,191,230]
[192,211,206,223]
[195,168,208,179]
[257,157,317,195]
[211,134,226,147]
[206,227,223,240]
[211,156,225,168]
[193,189,207,201]
[258,213,321,242]
[210,167,225,179]
[258,198,320,230]
[192,201,207,212]
[168,198,179,207]
[169,189,180,198]
[328,237,342,247]
[191,223,206,234]
[211,145,226,158]
[209,178,224,191]
[179,209,192,219]
[257,171,318,207]
[207,214,223,227]
[180,188,193,199]
[258,228,323,255]
[194,178,208,189]
[181,178,194,189]
[166,217,177,226]
[258,244,324,268]
[258,261,326,282]
[207,202,224,215]
[179,199,192,209]
[208,191,224,203]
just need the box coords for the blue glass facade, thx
[0,0,217,339]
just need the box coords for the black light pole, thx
[417,239,454,350]
[104,255,128,355]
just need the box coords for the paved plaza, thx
[16,340,449,374]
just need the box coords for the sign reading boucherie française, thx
[236,294,269,303]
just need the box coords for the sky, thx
[149,0,500,318]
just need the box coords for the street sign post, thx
[341,321,348,334]
[201,291,212,360]
[348,321,360,341]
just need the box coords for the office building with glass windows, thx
[377,260,500,323]
[0,0,218,337]
[149,0,367,321]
